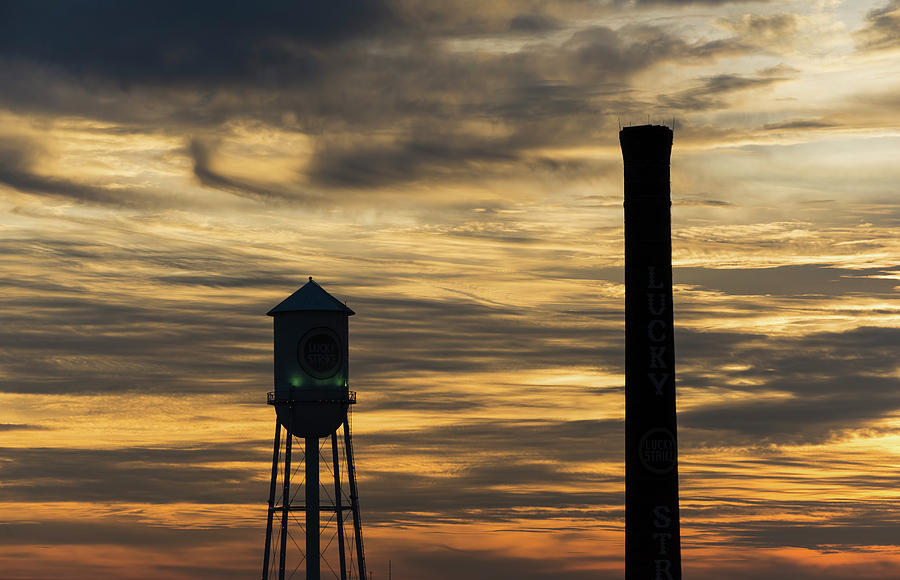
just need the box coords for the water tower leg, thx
[331,432,347,580]
[306,436,320,580]
[279,428,292,580]
[262,421,282,580]
[343,418,367,580]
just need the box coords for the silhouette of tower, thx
[261,278,367,580]
[620,125,682,580]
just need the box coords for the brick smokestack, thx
[620,124,682,580]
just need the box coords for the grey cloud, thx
[559,24,744,80]
[727,519,900,550]
[618,0,762,4]
[718,13,798,49]
[0,418,623,524]
[855,0,900,52]
[676,325,900,445]
[0,277,619,395]
[680,378,900,446]
[350,295,622,379]
[0,14,749,197]
[361,419,623,465]
[363,468,621,526]
[0,239,295,394]
[300,23,744,189]
[676,197,733,207]
[684,556,900,580]
[308,132,519,189]
[735,13,797,35]
[0,1,392,86]
[0,519,256,549]
[675,264,900,297]
[0,136,135,205]
[661,73,785,111]
[189,138,319,203]
[762,119,837,131]
[0,443,269,504]
[353,418,624,523]
[508,13,562,33]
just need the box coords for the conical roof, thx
[267,277,355,316]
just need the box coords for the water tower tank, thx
[267,277,355,438]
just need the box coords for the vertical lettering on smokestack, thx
[620,125,682,580]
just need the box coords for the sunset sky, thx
[2,1,900,578]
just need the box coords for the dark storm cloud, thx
[300,23,744,189]
[0,1,724,94]
[855,0,900,51]
[0,2,755,201]
[0,1,391,85]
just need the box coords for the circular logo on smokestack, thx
[638,428,677,474]
[297,327,343,379]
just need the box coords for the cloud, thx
[855,0,900,52]
[392,545,613,580]
[675,265,900,296]
[616,0,766,5]
[0,136,131,205]
[0,424,47,431]
[0,10,750,198]
[189,138,319,203]
[0,443,268,504]
[762,119,837,131]
[717,13,799,51]
[660,72,787,111]
[0,1,393,86]
[677,325,900,446]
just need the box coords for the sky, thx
[1,0,900,578]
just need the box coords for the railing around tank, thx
[267,390,356,405]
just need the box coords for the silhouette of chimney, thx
[620,124,682,580]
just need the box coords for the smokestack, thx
[620,124,682,580]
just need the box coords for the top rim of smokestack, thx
[619,124,673,163]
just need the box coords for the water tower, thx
[261,277,367,580]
